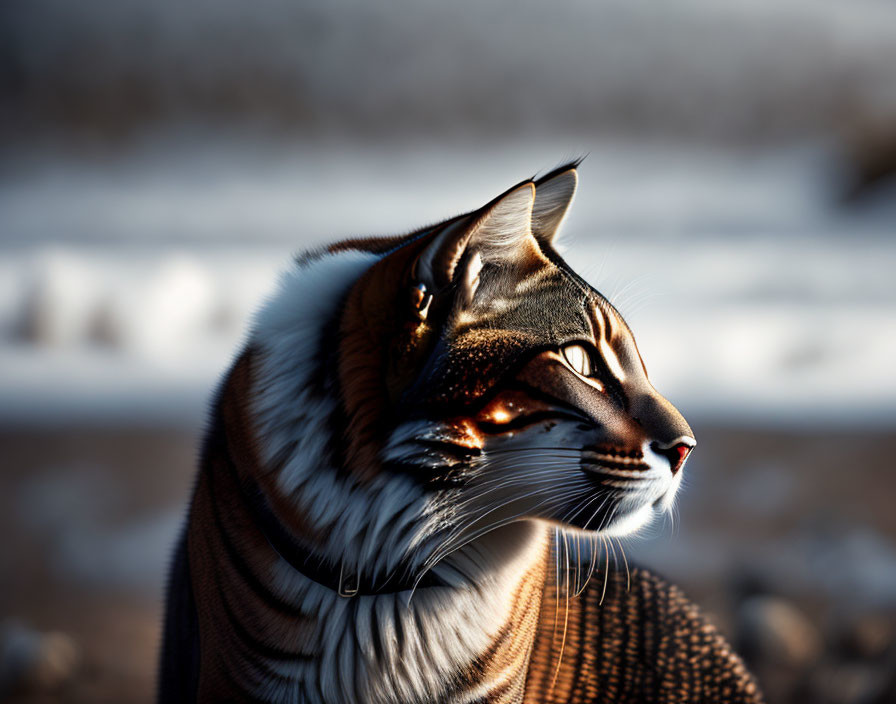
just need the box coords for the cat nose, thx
[650,437,695,474]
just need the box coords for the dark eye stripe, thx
[585,300,632,389]
[477,409,584,434]
[588,351,628,410]
[503,380,596,423]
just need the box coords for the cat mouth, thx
[580,448,651,476]
[579,465,651,492]
[573,447,680,534]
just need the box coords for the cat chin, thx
[600,501,656,537]
[558,499,658,537]
[594,471,681,537]
[653,470,683,513]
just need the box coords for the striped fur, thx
[159,164,763,703]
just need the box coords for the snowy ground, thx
[1,136,894,427]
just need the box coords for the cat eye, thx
[562,343,593,378]
[410,281,433,320]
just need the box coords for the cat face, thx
[336,165,693,545]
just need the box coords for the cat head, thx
[329,163,695,545]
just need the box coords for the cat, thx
[158,163,762,703]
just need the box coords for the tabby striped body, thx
[159,164,763,703]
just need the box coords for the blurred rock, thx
[867,659,896,704]
[0,621,80,696]
[803,661,891,704]
[738,595,822,669]
[842,117,896,205]
[837,612,896,661]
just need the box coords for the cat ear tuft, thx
[413,181,536,293]
[532,165,578,245]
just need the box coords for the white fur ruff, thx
[245,250,546,704]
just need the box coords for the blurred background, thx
[1,1,895,702]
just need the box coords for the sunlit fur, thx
[159,165,762,704]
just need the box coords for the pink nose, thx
[651,438,695,474]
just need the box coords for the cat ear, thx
[531,165,578,245]
[412,181,536,304]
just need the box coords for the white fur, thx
[243,249,548,704]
